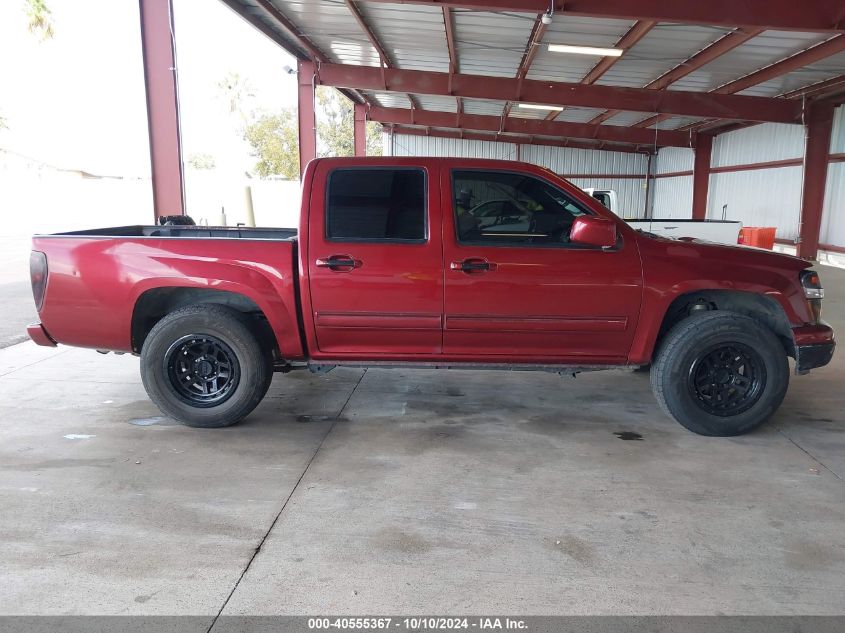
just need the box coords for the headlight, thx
[800,270,823,323]
[800,270,824,299]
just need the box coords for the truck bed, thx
[48,225,298,240]
[31,227,302,356]
[626,219,741,245]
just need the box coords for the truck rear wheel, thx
[140,305,273,428]
[650,311,789,436]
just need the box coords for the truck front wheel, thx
[650,311,789,436]
[140,305,273,428]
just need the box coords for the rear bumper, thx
[27,323,57,347]
[792,322,834,372]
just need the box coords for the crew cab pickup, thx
[27,157,835,436]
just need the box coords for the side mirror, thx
[570,215,618,249]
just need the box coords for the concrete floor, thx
[1,267,844,618]
[0,238,38,349]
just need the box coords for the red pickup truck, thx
[27,157,834,436]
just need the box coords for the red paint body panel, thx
[29,157,833,371]
[31,235,304,359]
[438,164,642,360]
[569,215,618,248]
[792,323,836,347]
[304,159,444,356]
[27,323,56,347]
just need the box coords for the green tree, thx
[25,0,54,41]
[243,109,300,179]
[217,71,254,122]
[242,88,383,179]
[187,152,216,170]
[316,87,382,157]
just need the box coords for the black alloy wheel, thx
[165,334,241,407]
[687,343,766,417]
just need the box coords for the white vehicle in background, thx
[583,188,742,245]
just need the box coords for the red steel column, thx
[298,61,317,177]
[797,104,835,260]
[353,103,367,156]
[692,134,713,220]
[139,0,185,219]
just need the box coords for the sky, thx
[0,0,298,177]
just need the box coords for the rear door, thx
[306,160,443,356]
[442,167,642,363]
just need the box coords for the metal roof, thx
[595,24,729,89]
[671,31,831,94]
[220,0,845,149]
[526,15,635,83]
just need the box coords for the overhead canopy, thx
[220,0,845,151]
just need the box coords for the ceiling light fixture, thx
[548,44,623,57]
[518,103,563,112]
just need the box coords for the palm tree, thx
[216,72,255,123]
[25,0,54,41]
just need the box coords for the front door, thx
[442,168,642,363]
[307,161,443,357]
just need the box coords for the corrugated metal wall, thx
[389,134,518,160]
[709,167,805,240]
[821,106,845,248]
[652,147,694,218]
[707,122,805,240]
[652,175,694,219]
[520,145,649,218]
[387,133,649,217]
[710,123,805,167]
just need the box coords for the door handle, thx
[450,258,496,273]
[315,255,362,270]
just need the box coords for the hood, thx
[640,232,811,272]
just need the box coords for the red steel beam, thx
[368,105,696,146]
[346,0,391,64]
[516,15,549,82]
[361,1,845,33]
[221,0,369,107]
[582,20,656,84]
[387,124,652,154]
[691,134,713,220]
[354,103,367,156]
[443,7,458,75]
[716,34,845,94]
[252,0,328,62]
[514,18,652,122]
[649,28,764,90]
[503,14,549,121]
[298,60,317,177]
[442,6,461,116]
[307,62,803,123]
[345,1,419,110]
[780,74,845,100]
[634,33,845,128]
[797,104,835,260]
[656,74,845,136]
[589,27,763,125]
[139,0,184,219]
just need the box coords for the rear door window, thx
[326,168,426,242]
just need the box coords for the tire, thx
[650,311,789,436]
[140,305,273,428]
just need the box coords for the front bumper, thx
[792,322,835,372]
[27,323,57,347]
